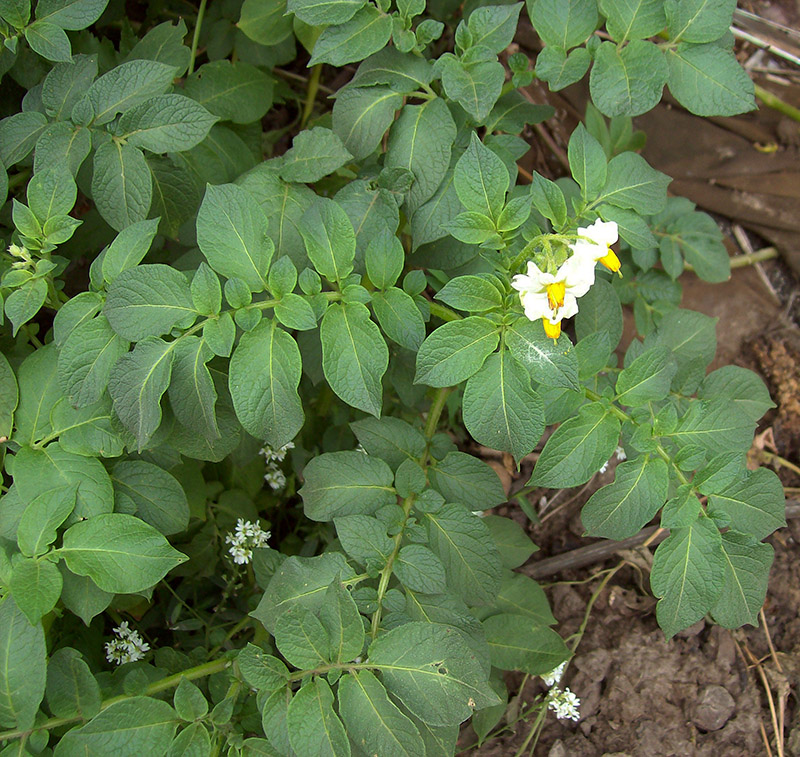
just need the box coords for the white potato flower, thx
[572,219,621,274]
[225,518,271,565]
[105,621,151,665]
[511,255,593,340]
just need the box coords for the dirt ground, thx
[457,6,800,754]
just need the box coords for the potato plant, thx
[0,0,784,753]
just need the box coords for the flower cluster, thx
[225,518,271,565]
[105,621,150,665]
[540,661,581,722]
[599,445,627,474]
[259,442,294,491]
[512,220,620,340]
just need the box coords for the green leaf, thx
[698,365,774,422]
[349,47,433,92]
[196,183,272,292]
[228,319,303,449]
[167,336,219,441]
[17,485,77,557]
[440,55,504,123]
[0,352,18,440]
[54,697,177,756]
[528,0,598,49]
[350,417,425,471]
[710,531,772,629]
[532,404,621,488]
[483,91,554,133]
[589,40,668,117]
[236,645,289,695]
[483,515,537,569]
[582,456,668,538]
[34,122,92,177]
[665,0,735,43]
[104,264,195,341]
[0,598,46,730]
[463,351,544,461]
[286,678,350,757]
[4,279,47,337]
[0,0,30,27]
[273,606,330,669]
[666,43,755,116]
[27,164,76,223]
[183,60,273,124]
[299,450,395,521]
[650,516,725,638]
[288,0,364,25]
[454,133,508,220]
[494,572,556,624]
[506,319,579,390]
[101,218,160,284]
[45,647,101,720]
[385,98,457,215]
[14,345,61,445]
[50,397,124,459]
[13,444,113,522]
[372,287,426,351]
[467,2,522,53]
[25,20,71,61]
[600,0,666,41]
[575,277,623,347]
[334,515,393,564]
[669,399,755,457]
[368,622,500,726]
[107,336,175,449]
[278,127,352,183]
[91,142,152,232]
[534,45,590,91]
[707,467,786,540]
[310,6,392,66]
[483,614,569,674]
[332,86,402,161]
[167,722,211,755]
[10,558,62,625]
[318,579,364,663]
[365,230,404,290]
[41,54,97,119]
[615,345,677,405]
[59,565,112,626]
[394,544,447,594]
[423,503,502,605]
[112,461,189,536]
[35,0,107,28]
[299,197,355,283]
[320,303,388,416]
[339,670,425,757]
[599,150,671,214]
[117,94,217,153]
[670,210,730,282]
[0,112,48,167]
[337,180,399,268]
[59,513,186,593]
[567,123,607,200]
[428,451,506,507]
[239,0,293,45]
[644,307,716,371]
[56,317,127,409]
[87,60,176,125]
[435,276,503,313]
[415,316,499,388]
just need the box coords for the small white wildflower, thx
[259,441,294,463]
[598,460,609,474]
[105,622,150,665]
[541,661,566,687]
[355,443,367,454]
[225,519,271,565]
[264,464,287,491]
[547,687,581,722]
[614,446,627,461]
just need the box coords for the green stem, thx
[369,386,452,638]
[301,65,322,128]
[188,0,208,75]
[0,658,232,743]
[428,301,462,322]
[754,84,800,123]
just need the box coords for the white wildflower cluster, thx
[259,441,294,491]
[105,621,150,665]
[512,220,620,340]
[225,518,271,565]
[599,445,627,474]
[540,662,581,722]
